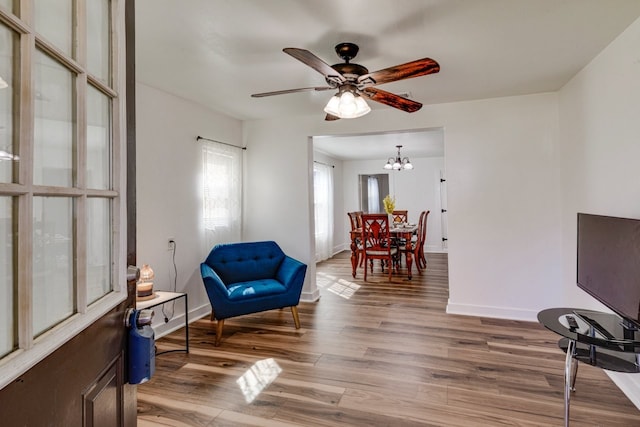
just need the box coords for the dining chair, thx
[361,213,399,281]
[418,210,430,269]
[391,210,409,247]
[391,210,408,224]
[347,211,365,268]
[347,211,363,231]
[398,210,429,275]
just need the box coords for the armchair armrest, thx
[276,256,307,290]
[200,263,230,301]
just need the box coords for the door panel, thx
[0,294,135,425]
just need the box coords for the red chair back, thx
[347,211,363,231]
[361,214,392,251]
[361,214,398,281]
[391,210,408,224]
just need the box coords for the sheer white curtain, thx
[367,175,380,213]
[202,141,242,253]
[314,162,334,262]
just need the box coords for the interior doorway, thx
[312,127,448,258]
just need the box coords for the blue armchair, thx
[200,241,307,346]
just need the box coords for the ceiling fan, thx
[251,42,440,121]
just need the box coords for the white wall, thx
[136,82,243,335]
[558,16,640,406]
[243,91,562,321]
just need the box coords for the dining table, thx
[349,223,419,280]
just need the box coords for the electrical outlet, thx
[167,238,175,250]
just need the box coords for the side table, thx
[137,291,189,355]
[538,307,640,426]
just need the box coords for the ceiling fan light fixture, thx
[323,89,371,119]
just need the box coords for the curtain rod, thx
[314,160,334,168]
[196,135,246,150]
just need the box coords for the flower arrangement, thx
[383,194,395,215]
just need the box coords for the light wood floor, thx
[138,251,640,426]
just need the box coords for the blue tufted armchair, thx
[200,241,307,346]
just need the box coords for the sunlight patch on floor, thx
[236,358,282,404]
[316,272,361,299]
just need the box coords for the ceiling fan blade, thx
[358,58,439,86]
[325,113,340,121]
[283,48,346,85]
[362,87,423,113]
[251,86,333,98]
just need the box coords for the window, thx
[202,141,242,248]
[0,1,126,388]
[313,162,333,262]
[358,174,390,213]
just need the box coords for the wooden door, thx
[0,1,137,424]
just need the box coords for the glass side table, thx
[538,307,640,426]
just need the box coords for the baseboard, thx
[301,288,320,302]
[446,300,539,322]
[606,371,640,409]
[151,302,211,340]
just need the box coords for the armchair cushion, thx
[227,279,287,300]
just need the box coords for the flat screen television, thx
[577,213,640,330]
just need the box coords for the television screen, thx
[577,213,640,328]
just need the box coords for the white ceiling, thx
[135,0,640,157]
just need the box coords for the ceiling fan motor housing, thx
[328,63,369,85]
[335,42,359,62]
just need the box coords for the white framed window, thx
[202,140,242,249]
[0,1,127,388]
[313,162,334,262]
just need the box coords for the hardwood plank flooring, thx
[138,251,640,426]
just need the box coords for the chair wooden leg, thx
[420,251,427,269]
[364,256,368,281]
[290,306,301,329]
[214,319,224,347]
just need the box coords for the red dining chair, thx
[347,211,365,269]
[391,210,408,225]
[417,210,430,269]
[361,214,399,281]
[347,211,362,231]
[397,210,429,275]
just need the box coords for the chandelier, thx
[383,145,413,170]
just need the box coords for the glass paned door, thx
[0,196,13,356]
[34,0,74,57]
[87,0,112,85]
[87,197,111,304]
[32,197,74,336]
[87,86,111,189]
[0,23,17,183]
[34,50,75,188]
